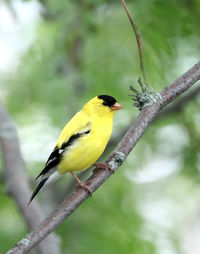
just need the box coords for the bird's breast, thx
[58,117,113,173]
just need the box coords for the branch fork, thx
[130,78,161,110]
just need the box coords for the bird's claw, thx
[78,182,92,196]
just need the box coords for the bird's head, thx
[83,95,122,117]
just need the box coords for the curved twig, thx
[120,0,146,83]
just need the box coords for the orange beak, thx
[111,102,123,111]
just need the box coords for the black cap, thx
[98,95,117,107]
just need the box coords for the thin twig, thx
[7,61,200,254]
[120,0,146,83]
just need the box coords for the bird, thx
[28,95,122,205]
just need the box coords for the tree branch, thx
[157,85,200,118]
[7,61,200,254]
[0,105,61,254]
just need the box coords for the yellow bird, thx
[29,95,122,204]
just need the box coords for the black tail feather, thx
[35,173,42,181]
[28,177,48,206]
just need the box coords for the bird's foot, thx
[78,182,92,196]
[93,162,114,174]
[70,172,92,195]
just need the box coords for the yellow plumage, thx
[57,97,114,173]
[29,95,122,204]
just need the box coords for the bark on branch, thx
[7,61,200,254]
[0,105,61,254]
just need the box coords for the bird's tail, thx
[28,178,48,206]
[28,171,61,206]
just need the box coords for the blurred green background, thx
[0,0,200,253]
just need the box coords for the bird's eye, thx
[103,101,109,106]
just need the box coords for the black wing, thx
[35,147,61,180]
[35,129,90,180]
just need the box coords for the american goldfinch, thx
[29,95,122,204]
